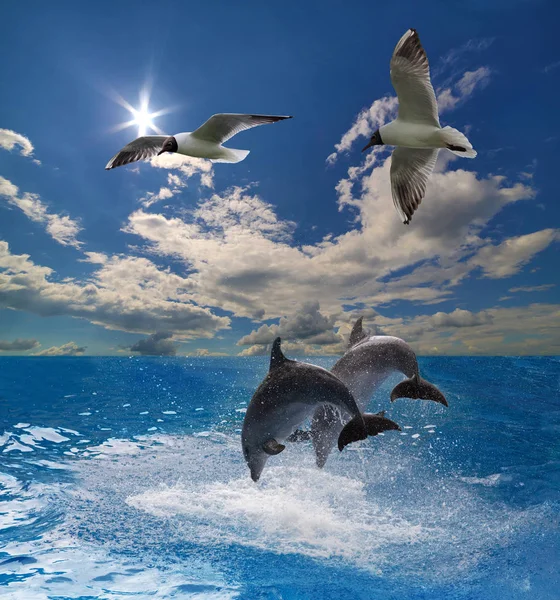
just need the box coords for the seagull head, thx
[157,136,178,156]
[362,130,384,153]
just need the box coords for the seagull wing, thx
[190,114,292,145]
[390,29,440,127]
[105,135,168,170]
[390,147,438,224]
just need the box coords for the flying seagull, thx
[105,113,292,170]
[362,29,477,224]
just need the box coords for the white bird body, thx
[174,132,248,162]
[362,29,477,224]
[379,120,443,148]
[105,113,291,170]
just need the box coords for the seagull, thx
[361,29,477,224]
[105,113,292,170]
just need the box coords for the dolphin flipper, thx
[338,413,401,452]
[263,438,286,455]
[390,375,448,407]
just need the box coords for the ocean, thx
[0,356,558,599]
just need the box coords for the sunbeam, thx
[109,86,169,137]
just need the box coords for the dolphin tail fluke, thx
[338,413,401,452]
[390,375,448,407]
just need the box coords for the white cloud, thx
[509,284,555,293]
[326,96,397,164]
[191,348,228,357]
[79,252,108,265]
[35,341,86,356]
[0,241,230,338]
[0,176,82,248]
[369,304,560,356]
[437,67,492,112]
[470,229,559,278]
[238,303,560,356]
[326,63,491,165]
[0,338,40,352]
[430,308,493,328]
[129,331,178,356]
[0,128,40,164]
[149,153,214,188]
[124,163,539,324]
[237,302,341,348]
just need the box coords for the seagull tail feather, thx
[440,127,477,158]
[210,148,250,164]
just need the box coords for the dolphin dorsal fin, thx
[348,317,368,349]
[269,337,288,371]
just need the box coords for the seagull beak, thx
[157,149,166,156]
[362,139,374,153]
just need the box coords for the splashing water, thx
[0,356,559,599]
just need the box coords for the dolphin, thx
[242,337,381,482]
[310,317,448,467]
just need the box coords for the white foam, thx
[3,441,33,453]
[60,432,543,582]
[127,466,426,563]
[23,427,70,443]
[459,474,511,487]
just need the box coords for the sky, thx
[0,0,558,357]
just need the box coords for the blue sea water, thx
[0,356,559,600]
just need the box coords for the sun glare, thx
[109,86,171,138]
[131,105,156,137]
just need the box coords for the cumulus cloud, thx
[430,308,493,328]
[124,161,542,327]
[35,342,86,356]
[0,338,40,352]
[191,348,228,357]
[0,128,40,164]
[0,241,230,337]
[237,302,341,348]
[369,304,560,356]
[470,229,559,278]
[237,302,560,357]
[129,331,178,356]
[0,63,552,356]
[149,153,214,188]
[0,176,81,248]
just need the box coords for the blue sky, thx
[0,0,558,356]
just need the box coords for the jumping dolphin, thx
[310,317,447,467]
[242,338,399,482]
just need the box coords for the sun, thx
[109,86,171,138]
[131,105,157,137]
